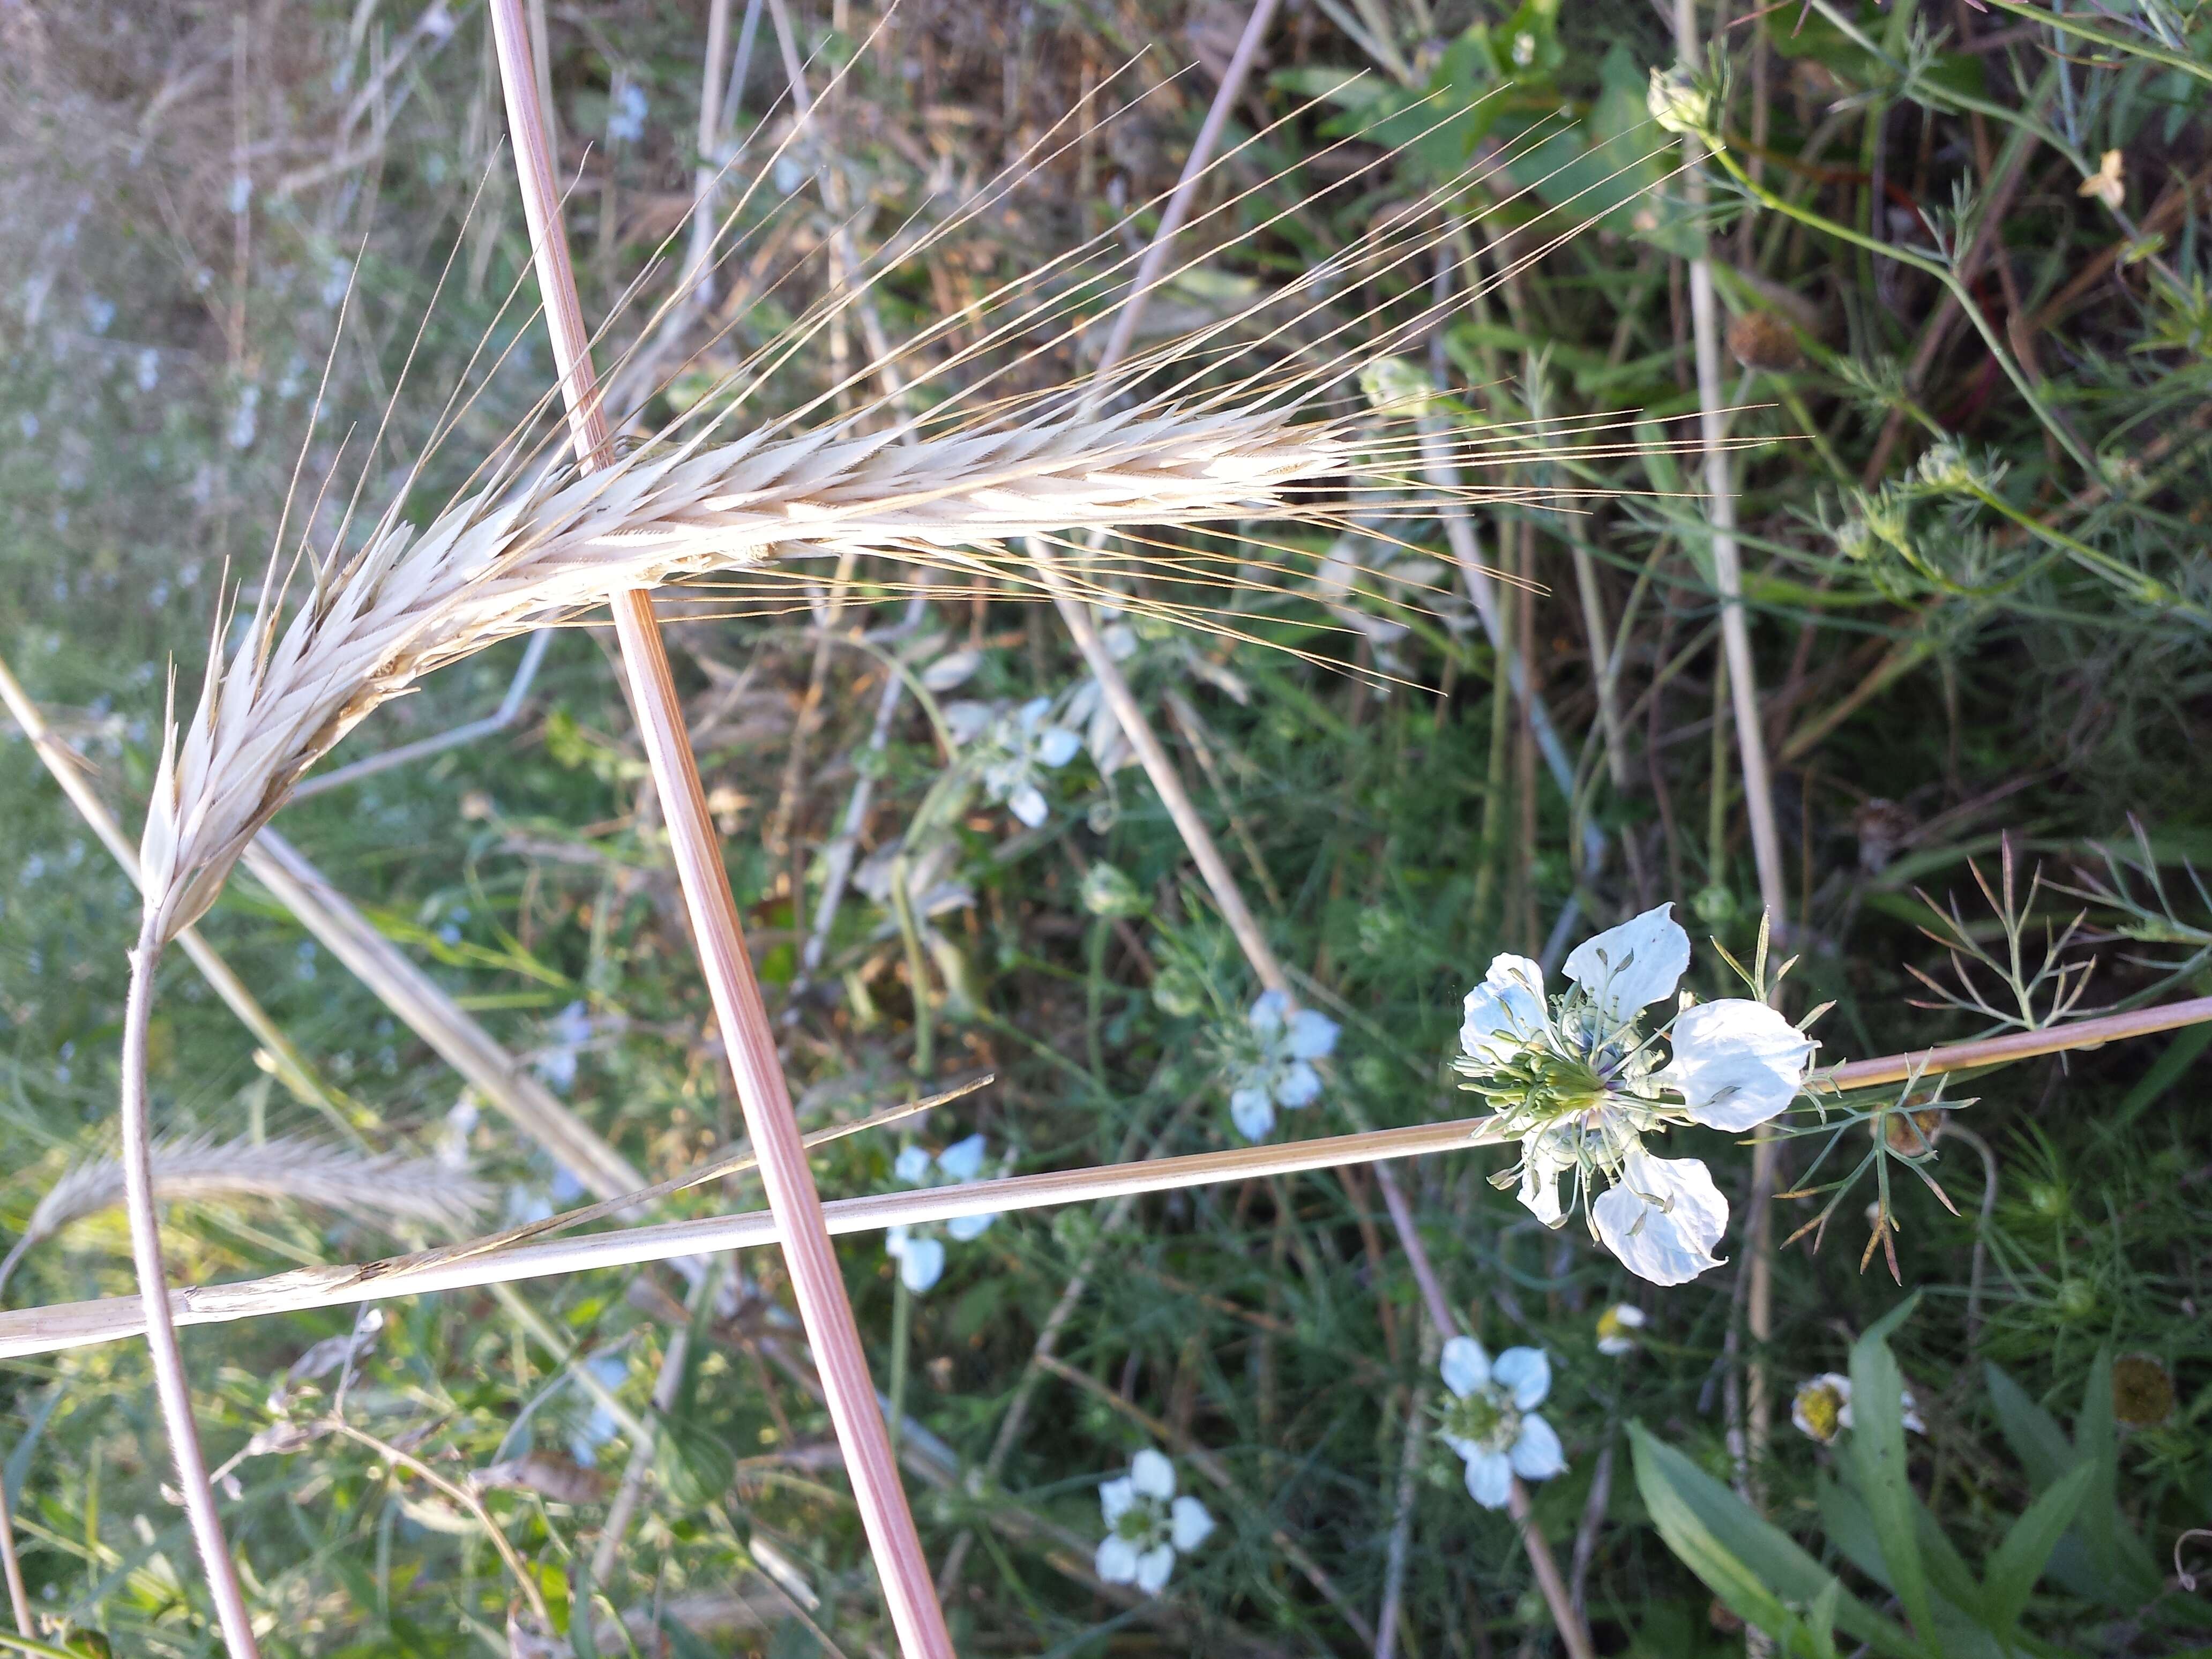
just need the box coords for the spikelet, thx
[139,402,1340,941]
[0,1134,490,1296]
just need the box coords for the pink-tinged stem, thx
[1828,995,2212,1090]
[484,6,955,1654]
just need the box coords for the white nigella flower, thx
[1223,990,1341,1141]
[1594,1303,1647,1356]
[974,697,1082,829]
[534,999,595,1093]
[1790,1372,1926,1445]
[1095,1448,1215,1594]
[1455,903,1814,1286]
[1438,1336,1567,1508]
[883,1134,999,1294]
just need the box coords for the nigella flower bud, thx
[1647,65,1710,138]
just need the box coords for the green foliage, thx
[1633,1306,2206,1658]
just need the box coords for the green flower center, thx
[1113,1498,1170,1548]
[1442,1387,1521,1454]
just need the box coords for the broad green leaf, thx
[1849,1297,1938,1649]
[1984,1462,2094,1630]
[1628,1425,1914,1656]
[1984,1365,2072,1490]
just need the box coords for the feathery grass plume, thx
[0,1134,489,1298]
[136,57,1724,941]
[139,405,1347,943]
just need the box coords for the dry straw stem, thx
[483,4,957,1651]
[0,1112,1513,1361]
[3,993,2206,1369]
[0,1134,488,1298]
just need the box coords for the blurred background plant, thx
[0,0,2207,1651]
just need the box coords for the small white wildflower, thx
[569,1351,632,1465]
[1438,1337,1567,1508]
[83,295,115,334]
[136,348,160,391]
[1224,989,1340,1141]
[416,1,457,40]
[606,77,648,144]
[437,1097,480,1171]
[884,1134,999,1293]
[1511,30,1537,66]
[1095,1448,1214,1594]
[535,1000,595,1093]
[1455,904,1815,1286]
[975,697,1081,829]
[1791,1372,1926,1444]
[1594,1303,1647,1356]
[228,385,261,451]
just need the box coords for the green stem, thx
[1705,143,2104,481]
[1978,0,2212,88]
[888,1273,913,1459]
[1966,483,2201,618]
[890,854,934,1077]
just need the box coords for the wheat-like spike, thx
[140,400,1342,943]
[0,1134,490,1297]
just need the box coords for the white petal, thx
[1491,1347,1552,1410]
[1462,1448,1514,1509]
[1017,696,1052,730]
[1564,903,1690,1022]
[1247,989,1288,1035]
[1274,1060,1322,1110]
[1100,1475,1137,1523]
[1508,1414,1567,1481]
[1662,1000,1814,1130]
[945,1209,996,1242]
[1590,1152,1729,1286]
[893,1146,933,1186]
[1170,1496,1216,1552]
[898,1236,946,1294]
[1007,783,1049,828]
[1516,1131,1569,1227]
[1036,726,1081,768]
[1229,1086,1275,1142]
[935,1133,988,1182]
[1287,1009,1340,1060]
[1460,955,1549,1066]
[919,649,981,692]
[1130,1448,1177,1501]
[1096,1535,1139,1584]
[1440,1335,1491,1398]
[884,1224,910,1258]
[942,700,993,746]
[1133,1544,1176,1595]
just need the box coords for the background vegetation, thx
[0,0,2207,1652]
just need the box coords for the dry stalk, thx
[3,990,2207,1369]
